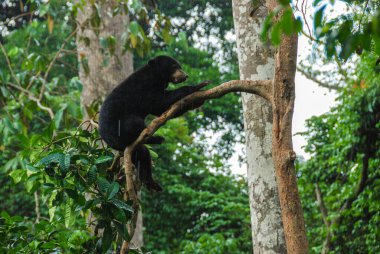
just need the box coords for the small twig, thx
[34,191,41,223]
[296,67,340,91]
[39,27,79,100]
[7,83,55,119]
[301,30,317,42]
[333,52,348,79]
[358,0,370,32]
[26,71,42,90]
[0,42,21,86]
[60,49,78,55]
[1,42,57,119]
[314,183,329,228]
[301,0,312,38]
[0,11,34,26]
[25,12,35,55]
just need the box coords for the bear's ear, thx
[148,58,156,67]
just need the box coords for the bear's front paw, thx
[195,80,211,90]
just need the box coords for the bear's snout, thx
[171,69,188,83]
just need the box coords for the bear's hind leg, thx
[132,144,163,192]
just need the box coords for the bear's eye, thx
[171,65,179,71]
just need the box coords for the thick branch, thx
[119,79,271,252]
[136,79,272,145]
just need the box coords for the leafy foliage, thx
[179,233,242,254]
[307,0,380,60]
[298,53,380,253]
[261,6,303,45]
[0,211,92,253]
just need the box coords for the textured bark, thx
[75,0,142,249]
[232,0,286,253]
[266,0,309,252]
[76,1,133,108]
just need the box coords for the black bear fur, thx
[99,55,208,191]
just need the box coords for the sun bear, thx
[99,55,208,191]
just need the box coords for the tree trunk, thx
[265,0,309,252]
[232,1,286,253]
[75,0,143,249]
[76,1,133,108]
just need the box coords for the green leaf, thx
[65,199,75,228]
[65,189,78,201]
[102,225,113,252]
[261,13,274,42]
[26,163,39,173]
[107,36,116,55]
[90,4,101,29]
[97,177,110,194]
[294,17,303,33]
[1,211,11,222]
[129,21,140,48]
[37,153,64,166]
[107,182,120,200]
[80,58,90,75]
[114,221,129,240]
[280,8,293,35]
[95,156,113,164]
[54,105,67,129]
[48,191,58,221]
[278,0,290,5]
[112,206,127,222]
[9,169,27,184]
[314,5,327,38]
[162,27,172,44]
[109,199,133,212]
[271,23,281,45]
[87,165,97,183]
[60,154,71,172]
[129,21,140,36]
[41,242,56,249]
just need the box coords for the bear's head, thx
[148,55,188,84]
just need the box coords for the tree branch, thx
[6,83,55,119]
[1,41,55,119]
[338,155,369,215]
[314,183,329,228]
[297,67,340,91]
[136,79,272,143]
[118,79,272,252]
[0,42,21,86]
[39,27,79,100]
